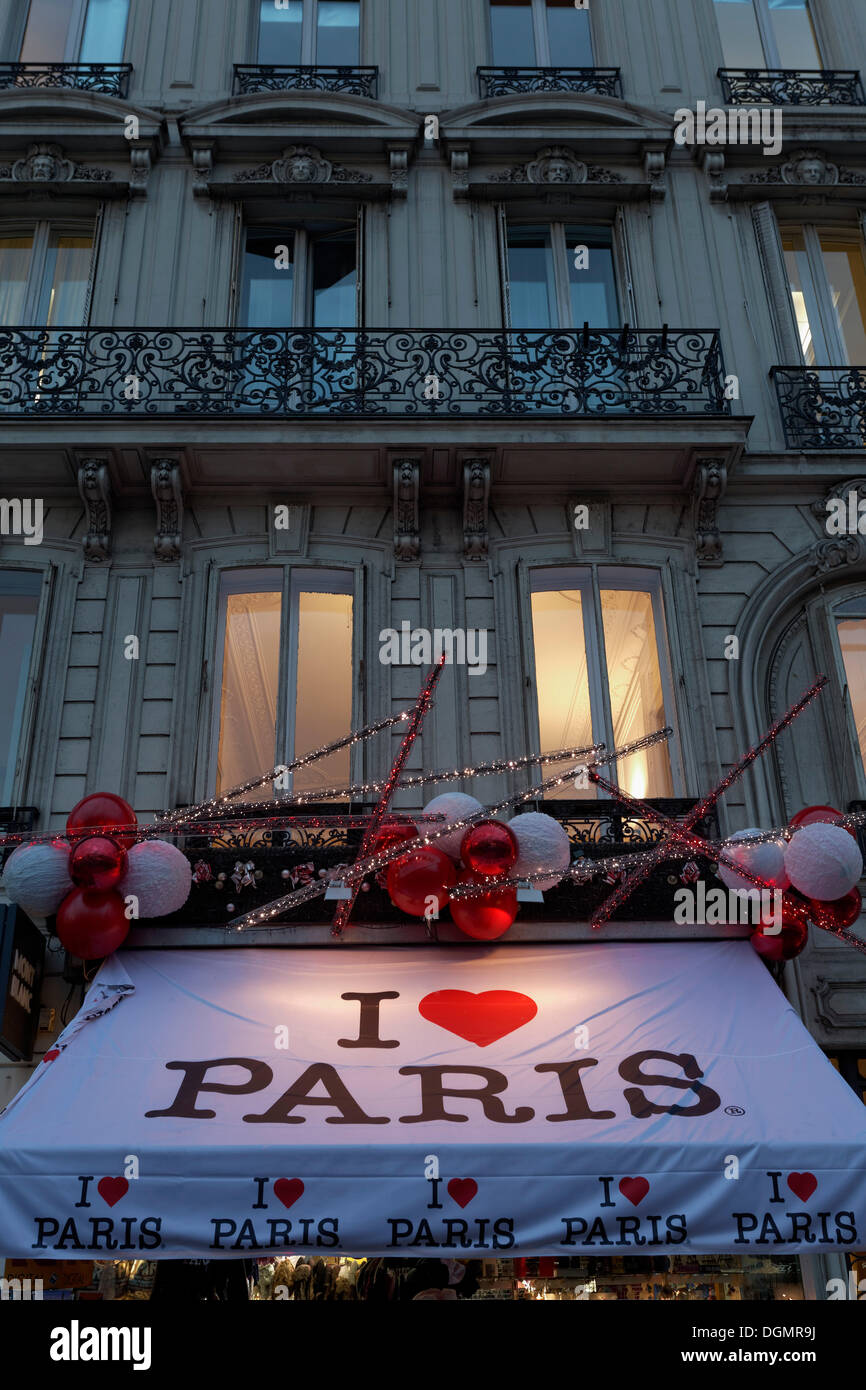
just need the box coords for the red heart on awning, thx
[97,1176,129,1208]
[418,990,538,1047]
[619,1176,650,1207]
[42,1050,60,1063]
[447,1178,478,1209]
[274,1178,305,1209]
[787,1172,818,1203]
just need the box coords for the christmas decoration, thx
[422,792,485,858]
[56,888,130,958]
[789,804,859,838]
[192,860,213,884]
[69,836,127,892]
[66,793,138,849]
[120,840,192,919]
[371,823,419,858]
[230,861,257,892]
[717,828,788,893]
[750,916,809,963]
[809,887,862,931]
[1,840,72,917]
[459,821,518,878]
[386,847,457,918]
[783,823,863,901]
[449,870,518,940]
[510,812,572,891]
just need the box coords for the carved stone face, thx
[290,155,317,183]
[795,157,827,185]
[544,159,572,183]
[29,154,56,181]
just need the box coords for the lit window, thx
[257,0,360,66]
[835,596,866,778]
[713,0,821,70]
[212,569,354,798]
[529,568,675,800]
[0,226,94,328]
[490,0,593,67]
[0,573,41,803]
[505,224,619,330]
[19,0,129,63]
[782,227,866,366]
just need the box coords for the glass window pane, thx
[0,236,35,325]
[19,0,72,62]
[600,586,673,798]
[530,586,594,800]
[38,234,93,326]
[312,229,356,327]
[507,226,555,329]
[837,613,866,775]
[258,0,303,64]
[545,0,593,66]
[768,0,821,69]
[566,225,619,329]
[713,0,765,67]
[0,574,41,802]
[216,586,282,797]
[819,234,866,365]
[292,588,353,796]
[316,0,360,65]
[79,0,129,63]
[240,231,294,327]
[782,232,820,363]
[490,0,536,66]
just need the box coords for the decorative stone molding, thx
[129,145,151,196]
[393,458,420,562]
[491,145,626,186]
[235,144,373,186]
[388,145,410,197]
[643,149,666,201]
[812,976,866,1033]
[692,458,728,566]
[702,151,727,203]
[76,459,112,563]
[1,142,112,184]
[451,148,470,199]
[810,477,866,521]
[462,458,491,562]
[190,143,214,196]
[810,535,862,573]
[748,148,866,188]
[150,459,183,563]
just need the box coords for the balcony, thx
[718,68,864,106]
[0,326,729,419]
[477,65,622,99]
[0,62,132,97]
[772,366,866,450]
[232,64,378,98]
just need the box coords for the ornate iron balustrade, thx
[772,366,866,450]
[478,65,622,98]
[0,326,729,418]
[718,68,864,105]
[233,64,378,97]
[0,62,132,96]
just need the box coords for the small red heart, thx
[619,1176,650,1207]
[42,1050,60,1063]
[787,1172,817,1203]
[418,990,538,1048]
[274,1178,305,1209]
[97,1177,128,1208]
[447,1178,478,1209]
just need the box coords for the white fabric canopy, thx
[1,942,865,1258]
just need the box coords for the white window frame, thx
[208,566,355,799]
[714,0,822,70]
[782,222,866,366]
[18,0,129,62]
[255,0,361,65]
[237,221,360,328]
[489,0,594,67]
[0,220,97,327]
[501,219,620,330]
[527,564,682,794]
[828,591,866,798]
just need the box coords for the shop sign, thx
[0,904,44,1062]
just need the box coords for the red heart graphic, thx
[447,1178,478,1209]
[97,1177,129,1208]
[619,1177,650,1207]
[418,990,537,1047]
[42,1050,60,1063]
[274,1178,305,1209]
[787,1172,817,1203]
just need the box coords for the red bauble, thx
[460,820,518,878]
[449,869,518,941]
[69,836,127,892]
[66,793,137,849]
[808,887,863,931]
[371,822,418,859]
[56,888,130,959]
[386,847,457,918]
[750,915,808,962]
[789,804,858,840]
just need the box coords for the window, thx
[713,0,820,69]
[505,224,619,330]
[19,0,129,63]
[529,568,676,800]
[828,1053,866,1105]
[490,0,593,67]
[239,224,357,328]
[257,0,360,66]
[835,596,866,779]
[0,225,94,327]
[0,573,41,804]
[782,227,866,365]
[212,569,354,798]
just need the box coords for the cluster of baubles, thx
[2,792,191,958]
[382,793,571,941]
[718,804,863,963]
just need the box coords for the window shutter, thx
[355,204,366,327]
[496,203,512,328]
[613,206,637,326]
[81,202,105,325]
[228,202,244,324]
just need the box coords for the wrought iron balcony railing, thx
[0,326,729,419]
[0,62,132,97]
[477,65,622,98]
[718,67,864,105]
[772,366,866,450]
[232,63,378,97]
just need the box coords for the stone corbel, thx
[451,147,470,200]
[190,143,214,197]
[77,459,112,563]
[393,458,421,561]
[129,144,151,196]
[811,477,866,523]
[150,458,184,562]
[644,148,666,201]
[388,144,410,198]
[692,457,728,566]
[703,151,727,203]
[462,457,491,561]
[811,535,862,574]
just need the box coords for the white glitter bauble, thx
[420,793,484,859]
[1,840,72,916]
[718,828,788,893]
[510,812,571,890]
[784,823,863,901]
[120,840,192,918]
